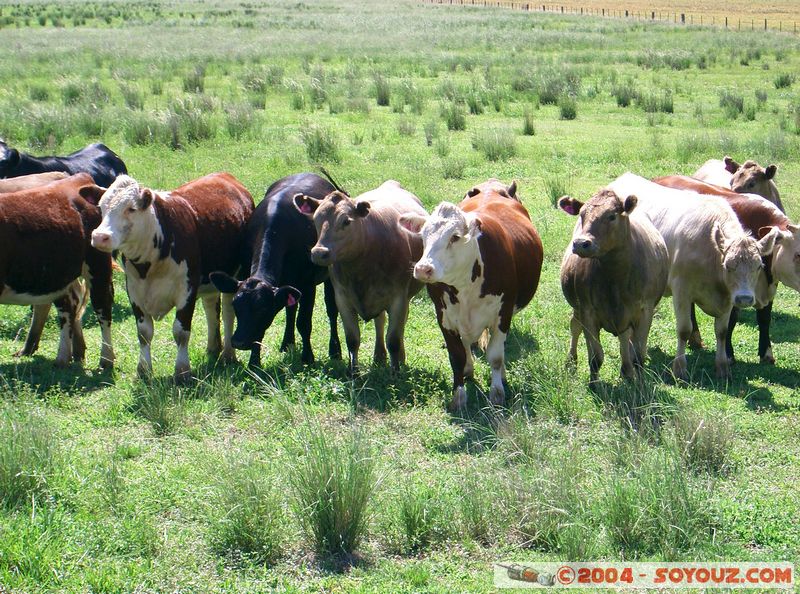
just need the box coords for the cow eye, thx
[342,218,351,228]
[607,214,616,222]
[127,206,136,214]
[449,234,460,245]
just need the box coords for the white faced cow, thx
[399,179,543,410]
[91,173,253,381]
[694,156,783,212]
[608,173,779,381]
[293,180,425,374]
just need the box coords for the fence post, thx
[764,18,767,30]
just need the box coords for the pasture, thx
[1,0,800,591]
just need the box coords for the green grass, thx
[1,0,800,591]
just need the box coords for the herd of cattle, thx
[0,138,796,409]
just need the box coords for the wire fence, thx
[421,0,800,35]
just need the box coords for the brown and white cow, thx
[559,189,668,388]
[91,173,254,381]
[694,156,783,212]
[608,173,779,380]
[0,173,114,368]
[398,179,543,410]
[654,174,800,365]
[293,180,425,374]
[0,171,69,193]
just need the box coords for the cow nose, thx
[310,247,330,265]
[91,231,112,251]
[414,262,434,281]
[734,293,755,308]
[572,237,594,255]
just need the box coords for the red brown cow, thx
[91,173,254,381]
[0,173,114,368]
[654,174,800,365]
[399,179,543,410]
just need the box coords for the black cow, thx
[210,173,341,367]
[0,140,127,187]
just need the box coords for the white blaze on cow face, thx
[92,175,161,255]
[717,226,778,308]
[404,202,481,285]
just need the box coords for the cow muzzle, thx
[572,237,597,257]
[91,230,114,253]
[413,262,436,282]
[310,246,331,266]
[733,293,756,308]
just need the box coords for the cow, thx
[91,173,254,381]
[210,173,341,367]
[607,173,779,381]
[0,171,69,193]
[0,140,127,188]
[559,189,668,388]
[293,180,425,375]
[0,173,114,368]
[654,174,800,365]
[694,156,783,212]
[398,179,543,410]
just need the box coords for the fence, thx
[421,0,800,35]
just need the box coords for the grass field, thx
[1,0,800,592]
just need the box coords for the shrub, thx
[61,80,83,105]
[299,122,341,164]
[287,420,377,556]
[122,110,172,146]
[0,405,59,508]
[774,73,795,89]
[424,119,439,146]
[755,89,768,104]
[472,128,517,161]
[169,98,214,144]
[440,101,466,131]
[559,95,577,120]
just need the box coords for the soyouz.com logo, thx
[494,562,794,589]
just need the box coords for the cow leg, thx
[202,294,222,360]
[463,336,475,380]
[672,293,692,381]
[133,303,154,379]
[631,306,655,370]
[567,313,581,368]
[248,344,262,368]
[442,328,468,411]
[53,295,76,368]
[688,304,704,350]
[68,280,87,364]
[486,328,507,405]
[220,292,236,363]
[757,301,774,364]
[338,304,361,375]
[618,328,635,380]
[714,311,733,379]
[14,304,51,358]
[324,279,342,360]
[296,285,316,365]
[725,306,739,364]
[386,297,410,370]
[174,303,194,382]
[86,257,115,369]
[280,303,297,352]
[583,322,603,389]
[373,311,388,365]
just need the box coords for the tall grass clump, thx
[611,80,638,107]
[472,128,517,161]
[373,73,391,106]
[639,89,673,114]
[224,102,256,139]
[440,101,466,131]
[537,69,581,105]
[182,65,205,93]
[774,73,795,89]
[522,107,535,136]
[441,156,466,179]
[119,82,144,110]
[122,111,172,146]
[559,95,577,120]
[287,420,378,556]
[0,405,59,508]
[396,480,449,552]
[208,454,284,564]
[129,380,184,436]
[300,123,341,164]
[670,410,734,475]
[719,89,744,119]
[169,97,214,144]
[543,174,571,209]
[28,84,49,102]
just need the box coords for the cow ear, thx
[293,193,321,216]
[210,271,240,294]
[354,201,371,218]
[713,224,728,253]
[757,226,779,256]
[507,180,518,198]
[2,147,20,167]
[760,225,791,245]
[276,286,302,308]
[138,188,153,210]
[765,164,777,180]
[787,223,800,234]
[466,187,480,198]
[723,156,740,173]
[467,215,482,237]
[79,185,106,206]
[558,196,583,216]
[398,213,427,234]
[622,194,638,214]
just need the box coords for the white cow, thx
[694,156,783,212]
[607,173,779,380]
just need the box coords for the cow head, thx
[399,201,481,285]
[728,159,779,197]
[761,224,800,293]
[293,191,370,266]
[715,224,779,308]
[0,141,20,178]
[91,175,157,254]
[559,190,637,258]
[210,272,301,350]
[464,178,519,201]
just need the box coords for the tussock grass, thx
[373,73,391,107]
[471,128,517,161]
[522,107,536,136]
[182,65,206,93]
[440,101,466,131]
[774,73,795,89]
[719,89,744,119]
[559,95,578,120]
[670,410,734,475]
[129,380,184,436]
[300,122,341,164]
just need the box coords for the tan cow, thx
[559,189,668,388]
[694,156,783,212]
[294,180,425,374]
[0,171,69,193]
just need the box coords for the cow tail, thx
[319,167,348,196]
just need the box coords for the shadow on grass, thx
[0,355,115,397]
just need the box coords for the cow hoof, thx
[99,356,115,370]
[54,357,70,368]
[448,386,468,412]
[301,350,315,365]
[279,342,293,353]
[219,350,237,365]
[488,385,505,406]
[760,354,776,365]
[688,332,704,350]
[13,348,32,359]
[671,359,689,383]
[174,370,193,385]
